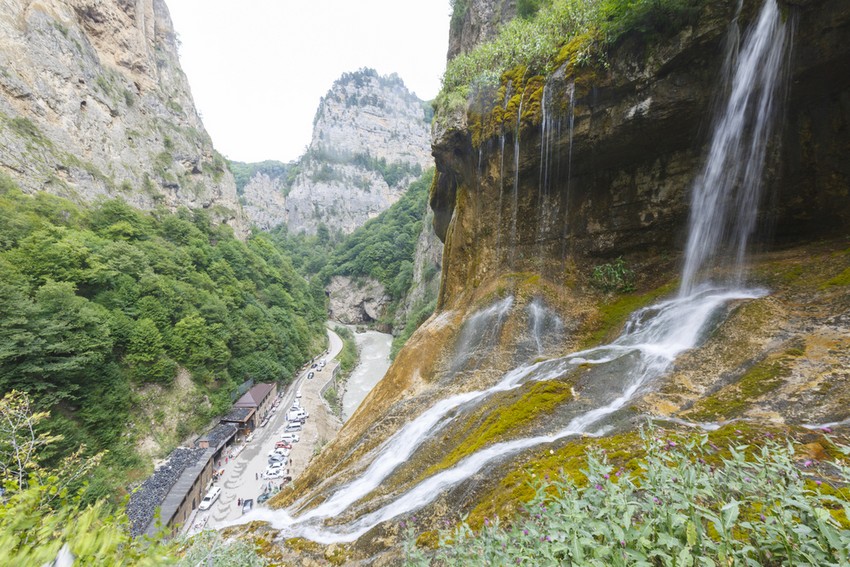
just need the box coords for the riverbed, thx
[342,330,392,420]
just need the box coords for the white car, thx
[280,433,299,443]
[265,468,286,479]
[284,422,302,432]
[267,461,285,471]
[295,390,302,398]
[198,486,221,511]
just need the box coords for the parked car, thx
[267,461,285,472]
[307,371,314,379]
[198,486,221,511]
[257,492,273,504]
[272,447,290,457]
[284,422,302,432]
[288,409,308,421]
[295,389,302,398]
[266,468,286,479]
[279,433,299,443]
[275,441,292,449]
[245,432,255,443]
[242,498,254,514]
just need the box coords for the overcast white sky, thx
[166,1,451,164]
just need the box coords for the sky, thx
[166,1,451,164]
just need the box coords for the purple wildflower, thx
[595,484,603,490]
[523,529,529,536]
[803,460,813,468]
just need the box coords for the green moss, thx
[580,280,677,349]
[821,267,850,289]
[686,358,790,421]
[425,381,573,479]
[466,430,643,528]
[285,537,320,553]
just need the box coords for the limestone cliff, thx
[275,69,432,235]
[448,0,516,60]
[268,0,850,562]
[0,0,245,234]
[431,0,850,308]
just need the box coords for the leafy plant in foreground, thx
[407,428,850,565]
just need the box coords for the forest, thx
[0,174,326,500]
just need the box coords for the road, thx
[186,326,343,533]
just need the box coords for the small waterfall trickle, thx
[509,91,524,267]
[680,0,789,294]
[536,82,560,266]
[495,82,513,262]
[526,298,564,356]
[560,82,576,261]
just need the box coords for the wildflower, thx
[744,477,751,482]
[595,484,603,490]
[803,460,813,468]
[653,497,660,504]
[620,540,626,547]
[816,480,822,486]
[523,529,529,536]
[760,514,766,521]
[549,449,554,455]
[822,427,833,433]
[400,520,407,529]
[604,474,610,480]
[484,518,489,526]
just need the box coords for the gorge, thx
[1,0,849,565]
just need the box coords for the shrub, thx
[590,256,636,293]
[407,429,850,565]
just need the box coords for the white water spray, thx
[680,0,788,293]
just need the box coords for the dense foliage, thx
[0,177,325,499]
[324,169,434,301]
[270,169,437,331]
[440,0,705,113]
[0,390,266,566]
[406,429,850,565]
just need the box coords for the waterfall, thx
[680,0,788,294]
[244,0,790,544]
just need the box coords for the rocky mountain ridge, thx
[0,0,246,234]
[239,68,433,235]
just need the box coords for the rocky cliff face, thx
[240,172,287,231]
[447,0,516,60]
[431,0,850,309]
[241,69,433,235]
[267,0,850,562]
[0,0,245,233]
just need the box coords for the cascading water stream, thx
[680,0,788,294]
[242,0,789,543]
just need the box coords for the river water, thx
[341,329,392,420]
